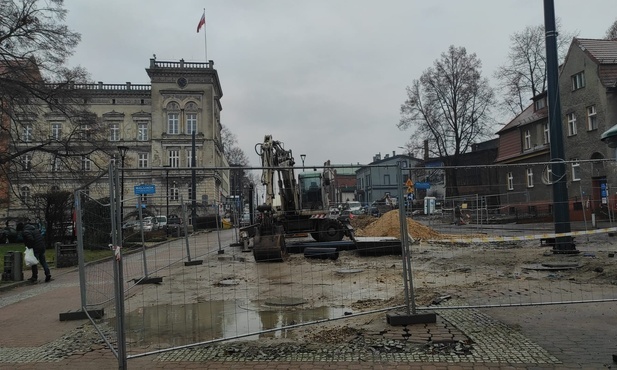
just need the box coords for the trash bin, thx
[2,251,24,281]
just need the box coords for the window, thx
[524,130,531,150]
[534,98,546,111]
[187,184,193,201]
[168,150,180,167]
[51,157,60,172]
[138,153,149,169]
[567,113,577,136]
[167,113,179,134]
[23,124,32,142]
[384,174,390,185]
[109,123,120,141]
[137,122,149,141]
[51,185,60,192]
[170,182,179,201]
[543,123,550,144]
[572,161,581,181]
[20,186,30,204]
[80,124,91,140]
[51,123,62,140]
[186,113,197,135]
[507,172,514,191]
[571,71,585,90]
[587,105,597,131]
[166,102,180,134]
[21,154,32,170]
[81,155,91,171]
[526,168,534,188]
[186,149,193,167]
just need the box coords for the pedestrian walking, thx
[17,222,52,283]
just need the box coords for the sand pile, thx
[353,209,442,240]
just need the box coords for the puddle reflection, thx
[109,300,346,347]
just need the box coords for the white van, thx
[346,201,362,212]
[156,215,168,229]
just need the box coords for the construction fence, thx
[71,160,617,368]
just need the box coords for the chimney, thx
[392,150,396,157]
[423,140,429,160]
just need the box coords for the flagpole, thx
[203,8,208,63]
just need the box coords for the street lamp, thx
[117,146,129,227]
[300,154,306,172]
[163,165,171,217]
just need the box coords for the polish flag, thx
[196,12,206,33]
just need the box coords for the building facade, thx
[7,58,229,222]
[355,152,422,205]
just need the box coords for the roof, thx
[575,38,617,88]
[497,103,548,134]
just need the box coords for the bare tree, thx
[399,45,494,196]
[495,23,577,117]
[1,0,110,220]
[605,18,617,40]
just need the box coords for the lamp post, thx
[163,165,171,217]
[300,154,306,172]
[117,146,129,227]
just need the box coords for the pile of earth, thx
[352,210,442,240]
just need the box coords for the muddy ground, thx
[121,210,617,346]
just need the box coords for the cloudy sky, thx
[63,0,615,167]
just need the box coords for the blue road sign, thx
[414,182,431,190]
[134,184,156,195]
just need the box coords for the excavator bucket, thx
[253,233,287,262]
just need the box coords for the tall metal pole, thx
[544,0,575,252]
[191,131,197,227]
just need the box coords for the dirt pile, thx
[353,210,442,240]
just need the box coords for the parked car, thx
[166,215,184,236]
[337,209,364,223]
[143,216,158,227]
[156,215,167,230]
[140,220,154,232]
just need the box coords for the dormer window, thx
[534,98,546,111]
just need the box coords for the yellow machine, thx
[250,135,350,262]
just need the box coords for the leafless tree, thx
[605,18,617,40]
[1,0,109,219]
[495,22,577,117]
[399,45,495,196]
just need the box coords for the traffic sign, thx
[134,184,156,195]
[405,179,413,187]
[414,182,431,190]
[407,186,414,194]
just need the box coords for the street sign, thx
[134,184,156,195]
[405,179,413,187]
[407,186,414,194]
[414,182,431,190]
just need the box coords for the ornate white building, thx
[7,57,229,221]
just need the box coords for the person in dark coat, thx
[17,222,52,283]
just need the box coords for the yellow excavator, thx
[250,135,350,262]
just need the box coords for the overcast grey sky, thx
[63,0,616,167]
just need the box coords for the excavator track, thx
[253,233,287,262]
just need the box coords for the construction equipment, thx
[251,135,350,262]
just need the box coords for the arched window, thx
[185,102,198,135]
[170,181,179,201]
[166,102,180,134]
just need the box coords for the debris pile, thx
[353,210,442,240]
